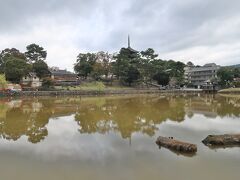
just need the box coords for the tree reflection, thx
[0,94,239,143]
[184,94,240,118]
[0,101,50,143]
[0,98,78,143]
[75,96,186,139]
[217,95,240,117]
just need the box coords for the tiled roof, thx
[50,69,75,75]
[127,47,138,53]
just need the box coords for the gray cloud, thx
[0,0,98,32]
[0,0,240,70]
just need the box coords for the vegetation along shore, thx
[0,38,239,96]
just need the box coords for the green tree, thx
[89,52,114,80]
[72,47,187,88]
[123,66,141,86]
[153,71,170,86]
[5,56,32,83]
[112,47,141,84]
[96,51,113,78]
[163,60,185,86]
[0,74,7,89]
[91,62,105,80]
[217,67,234,87]
[32,60,50,78]
[112,51,128,79]
[141,48,158,60]
[233,68,240,78]
[0,48,26,73]
[74,53,97,78]
[140,48,158,82]
[25,44,47,63]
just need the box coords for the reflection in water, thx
[0,95,239,180]
[75,96,185,139]
[0,94,239,143]
[185,94,240,118]
[157,145,197,157]
[0,98,78,143]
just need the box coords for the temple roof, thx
[127,46,138,53]
[50,69,76,76]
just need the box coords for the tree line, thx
[74,47,186,86]
[0,44,50,84]
[1,43,239,89]
[217,66,240,87]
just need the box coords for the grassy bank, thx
[218,88,240,94]
[54,82,137,91]
[55,82,106,91]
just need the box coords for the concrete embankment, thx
[3,88,204,97]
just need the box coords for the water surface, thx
[0,94,239,180]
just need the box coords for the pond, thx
[0,94,239,180]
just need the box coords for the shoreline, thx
[2,88,205,97]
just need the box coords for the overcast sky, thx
[0,0,239,71]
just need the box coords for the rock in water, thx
[156,136,197,154]
[202,134,240,147]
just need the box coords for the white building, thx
[184,63,221,88]
[21,72,42,88]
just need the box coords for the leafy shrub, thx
[80,81,105,91]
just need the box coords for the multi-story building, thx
[184,63,221,88]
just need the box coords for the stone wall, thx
[4,89,203,97]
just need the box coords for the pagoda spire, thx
[126,35,138,53]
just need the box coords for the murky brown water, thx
[0,94,239,180]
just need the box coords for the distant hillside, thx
[227,64,240,68]
[225,64,240,68]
